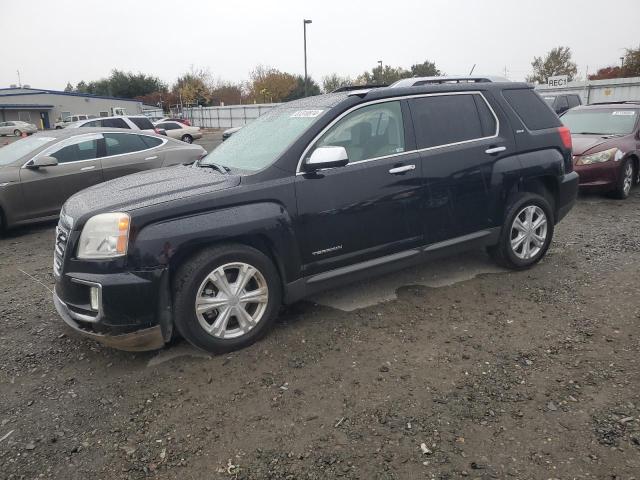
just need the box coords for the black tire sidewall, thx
[173,245,282,353]
[616,159,632,198]
[181,135,193,143]
[13,130,20,136]
[500,193,555,269]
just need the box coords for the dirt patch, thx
[1,191,640,479]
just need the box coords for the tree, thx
[210,81,247,105]
[621,44,640,77]
[71,70,166,98]
[527,46,578,84]
[284,76,321,101]
[409,60,441,77]
[249,66,297,103]
[356,63,411,85]
[64,82,74,92]
[588,66,624,81]
[75,81,88,93]
[322,73,353,93]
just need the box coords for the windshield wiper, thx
[196,160,230,174]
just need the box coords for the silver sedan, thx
[0,128,206,230]
[0,121,37,136]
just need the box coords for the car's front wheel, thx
[181,134,193,144]
[172,244,282,353]
[488,193,554,270]
[612,159,634,199]
[13,129,21,137]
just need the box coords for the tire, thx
[488,192,554,270]
[181,134,193,144]
[172,244,282,353]
[612,159,634,199]
[55,126,62,130]
[13,129,21,137]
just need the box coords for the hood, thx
[63,165,240,223]
[571,135,615,156]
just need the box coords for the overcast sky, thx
[2,0,638,90]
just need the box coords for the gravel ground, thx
[1,189,639,479]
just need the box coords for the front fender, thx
[128,202,301,284]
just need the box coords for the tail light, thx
[558,126,572,150]
[154,128,160,134]
[183,120,191,126]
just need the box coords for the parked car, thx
[55,115,90,129]
[560,101,640,198]
[52,79,578,353]
[155,117,191,126]
[0,129,206,230]
[154,121,202,143]
[0,121,37,136]
[222,126,242,141]
[66,115,160,134]
[543,93,582,115]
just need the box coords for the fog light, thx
[90,287,100,311]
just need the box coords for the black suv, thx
[53,79,578,353]
[542,93,582,115]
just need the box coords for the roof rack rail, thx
[331,84,387,93]
[389,75,509,88]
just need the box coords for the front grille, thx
[53,221,70,278]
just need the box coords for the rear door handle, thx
[145,156,158,160]
[388,164,416,174]
[80,165,96,171]
[485,146,506,155]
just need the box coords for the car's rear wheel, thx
[488,192,554,270]
[172,244,282,353]
[181,134,193,144]
[613,159,634,199]
[13,129,21,137]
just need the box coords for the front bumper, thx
[54,267,170,351]
[573,159,620,192]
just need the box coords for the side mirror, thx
[29,156,58,168]
[304,146,349,172]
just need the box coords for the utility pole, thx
[303,19,312,97]
[16,70,22,88]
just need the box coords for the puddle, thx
[147,342,211,367]
[308,250,505,311]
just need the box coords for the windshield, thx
[0,136,55,166]
[200,106,326,171]
[561,108,638,135]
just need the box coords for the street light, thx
[303,19,312,96]
[377,60,383,83]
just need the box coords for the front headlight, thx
[578,148,622,165]
[77,212,130,259]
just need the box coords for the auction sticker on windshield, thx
[290,110,324,118]
[612,111,636,116]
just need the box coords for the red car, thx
[561,102,640,199]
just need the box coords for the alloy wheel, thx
[622,161,633,196]
[194,262,269,339]
[510,205,548,260]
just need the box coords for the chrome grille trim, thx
[53,222,70,278]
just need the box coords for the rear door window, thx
[409,94,488,149]
[129,117,155,130]
[157,122,181,130]
[502,88,562,130]
[104,133,151,156]
[140,135,164,148]
[102,118,129,129]
[568,95,581,108]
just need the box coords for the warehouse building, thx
[0,87,144,129]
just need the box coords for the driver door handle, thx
[485,146,506,155]
[80,165,96,171]
[389,164,415,174]
[145,156,158,160]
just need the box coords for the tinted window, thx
[51,138,99,163]
[83,120,101,127]
[313,101,405,162]
[104,133,150,156]
[502,89,561,130]
[140,135,163,148]
[129,117,155,130]
[102,118,129,129]
[567,95,581,108]
[157,122,181,130]
[556,96,569,111]
[473,95,498,137]
[410,94,484,149]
